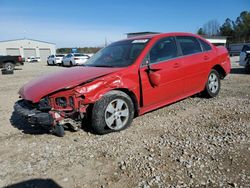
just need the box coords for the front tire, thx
[91,90,134,134]
[203,69,221,98]
[52,124,65,137]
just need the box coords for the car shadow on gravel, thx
[5,178,62,188]
[10,111,50,135]
[230,67,249,74]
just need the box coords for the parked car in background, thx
[239,44,250,72]
[47,54,65,66]
[26,56,41,63]
[62,53,90,66]
[14,32,231,137]
[0,55,24,71]
[228,43,250,56]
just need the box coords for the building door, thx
[39,48,51,62]
[24,48,36,58]
[6,48,20,56]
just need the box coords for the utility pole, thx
[105,37,108,47]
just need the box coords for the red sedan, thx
[15,32,231,136]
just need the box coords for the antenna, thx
[23,30,26,39]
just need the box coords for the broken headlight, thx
[56,97,67,108]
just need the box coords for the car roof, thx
[122,32,203,41]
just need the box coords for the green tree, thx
[234,11,250,42]
[220,18,234,37]
[197,28,205,35]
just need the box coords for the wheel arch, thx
[211,64,226,79]
[4,60,15,64]
[111,88,139,117]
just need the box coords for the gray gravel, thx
[0,59,249,188]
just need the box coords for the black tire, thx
[62,61,65,67]
[47,61,50,66]
[53,61,55,65]
[91,90,134,134]
[70,61,73,67]
[4,62,14,71]
[245,60,250,73]
[52,124,65,137]
[202,69,221,98]
[245,66,250,73]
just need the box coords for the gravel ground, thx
[0,58,249,188]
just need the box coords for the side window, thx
[177,36,202,56]
[149,37,178,64]
[199,39,212,51]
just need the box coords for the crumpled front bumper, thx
[14,100,54,126]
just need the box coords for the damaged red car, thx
[14,33,231,136]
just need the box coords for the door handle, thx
[173,62,180,68]
[204,55,210,60]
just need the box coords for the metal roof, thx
[0,38,55,45]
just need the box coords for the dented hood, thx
[19,66,123,102]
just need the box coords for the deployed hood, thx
[19,66,123,102]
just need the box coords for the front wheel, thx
[91,90,134,134]
[202,69,221,98]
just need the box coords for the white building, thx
[200,35,227,46]
[0,38,56,62]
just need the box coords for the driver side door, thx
[139,36,183,109]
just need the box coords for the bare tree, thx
[202,20,220,36]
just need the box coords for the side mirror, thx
[148,71,161,87]
[144,57,161,87]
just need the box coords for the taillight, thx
[74,58,79,60]
[18,56,22,62]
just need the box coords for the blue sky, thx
[0,0,248,47]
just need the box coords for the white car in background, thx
[47,54,65,65]
[26,56,41,62]
[62,53,90,66]
[239,45,250,72]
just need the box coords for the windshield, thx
[85,39,149,67]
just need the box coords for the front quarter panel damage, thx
[73,75,125,104]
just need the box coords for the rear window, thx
[56,54,64,57]
[177,36,202,56]
[199,39,212,51]
[74,54,84,57]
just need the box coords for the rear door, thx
[176,36,209,95]
[139,36,183,108]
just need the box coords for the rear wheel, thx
[4,62,14,71]
[202,69,221,98]
[91,90,134,134]
[70,61,73,67]
[245,60,250,73]
[245,66,250,73]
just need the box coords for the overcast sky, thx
[0,0,248,47]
